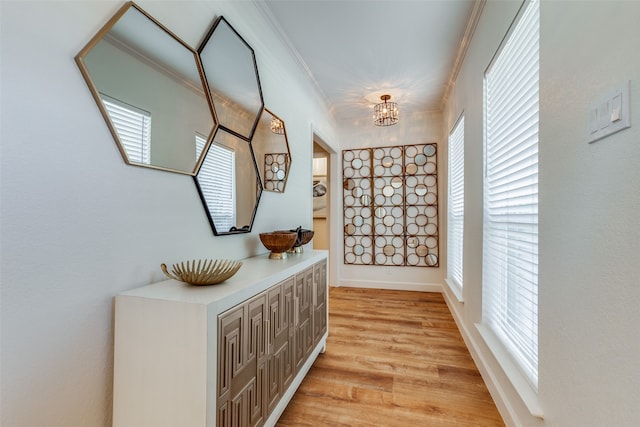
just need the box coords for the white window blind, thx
[197,135,236,233]
[482,0,539,389]
[447,115,465,292]
[101,94,151,164]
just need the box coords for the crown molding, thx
[441,0,486,110]
[252,0,333,110]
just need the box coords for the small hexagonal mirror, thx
[198,17,263,140]
[194,128,262,235]
[251,109,292,193]
[75,3,215,175]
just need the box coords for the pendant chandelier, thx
[270,117,285,134]
[373,94,399,126]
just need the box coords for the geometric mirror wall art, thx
[343,143,438,267]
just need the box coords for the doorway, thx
[312,142,330,250]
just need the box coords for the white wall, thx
[335,111,444,290]
[443,1,640,426]
[0,1,337,426]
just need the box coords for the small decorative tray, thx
[161,259,242,285]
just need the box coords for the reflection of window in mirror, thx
[195,133,208,162]
[101,93,151,164]
[196,136,236,232]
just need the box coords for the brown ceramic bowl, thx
[259,232,297,259]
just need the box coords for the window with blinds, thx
[447,115,465,295]
[196,135,236,233]
[482,0,539,389]
[101,94,151,164]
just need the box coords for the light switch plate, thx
[588,80,631,143]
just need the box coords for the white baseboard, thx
[440,287,520,427]
[337,279,443,293]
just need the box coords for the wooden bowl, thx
[161,259,242,285]
[296,229,315,246]
[259,232,297,259]
[277,228,315,253]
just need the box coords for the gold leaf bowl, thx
[161,259,242,285]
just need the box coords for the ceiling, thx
[260,0,479,123]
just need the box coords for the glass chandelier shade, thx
[373,94,399,126]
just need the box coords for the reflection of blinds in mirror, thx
[196,135,236,232]
[101,94,151,164]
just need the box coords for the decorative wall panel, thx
[263,153,290,192]
[342,144,439,267]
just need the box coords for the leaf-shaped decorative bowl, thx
[161,259,242,285]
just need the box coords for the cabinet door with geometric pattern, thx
[312,259,327,346]
[266,277,295,413]
[294,267,314,373]
[217,292,267,427]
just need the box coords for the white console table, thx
[112,250,328,427]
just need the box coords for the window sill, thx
[475,323,544,419]
[444,278,464,303]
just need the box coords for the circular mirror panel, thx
[382,185,394,197]
[375,207,386,218]
[426,254,438,266]
[415,154,427,166]
[406,163,418,175]
[353,187,363,197]
[383,245,395,256]
[415,184,428,196]
[424,145,436,157]
[416,245,428,257]
[381,156,394,167]
[345,224,356,235]
[344,179,355,190]
[354,244,364,256]
[391,177,403,188]
[352,158,363,169]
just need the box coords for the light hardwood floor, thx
[277,287,505,426]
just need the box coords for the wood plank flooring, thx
[277,287,505,427]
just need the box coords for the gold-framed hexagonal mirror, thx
[252,109,292,193]
[198,16,263,140]
[75,2,216,175]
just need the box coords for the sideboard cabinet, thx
[113,251,328,427]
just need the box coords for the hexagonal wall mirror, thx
[198,17,264,140]
[194,128,262,235]
[75,2,216,175]
[252,109,292,193]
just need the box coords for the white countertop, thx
[118,250,328,312]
